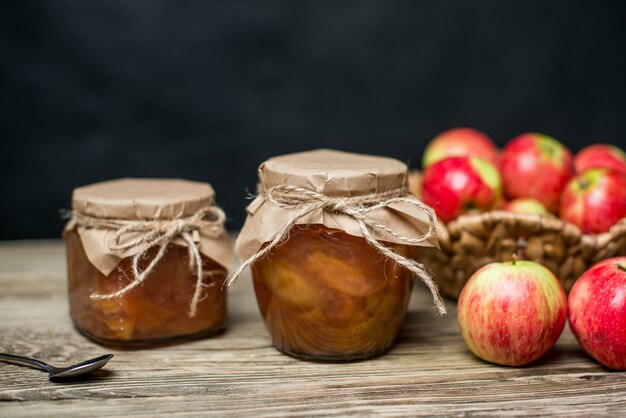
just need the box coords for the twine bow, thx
[71,207,226,317]
[227,184,446,314]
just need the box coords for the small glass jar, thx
[252,224,414,361]
[64,178,232,347]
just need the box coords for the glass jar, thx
[235,149,440,361]
[252,224,414,361]
[64,178,232,347]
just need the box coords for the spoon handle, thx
[0,353,54,373]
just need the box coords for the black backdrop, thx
[2,1,625,239]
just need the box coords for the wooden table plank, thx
[0,240,624,417]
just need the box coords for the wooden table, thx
[1,240,625,417]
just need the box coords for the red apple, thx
[422,127,499,169]
[421,157,503,223]
[502,198,549,215]
[559,168,626,234]
[457,259,567,366]
[568,257,626,370]
[500,133,575,213]
[575,144,626,176]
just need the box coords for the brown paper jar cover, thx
[235,149,438,260]
[235,149,439,361]
[64,178,233,346]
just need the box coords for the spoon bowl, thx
[0,353,113,380]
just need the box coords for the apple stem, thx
[617,263,626,273]
[578,179,589,190]
[512,253,518,265]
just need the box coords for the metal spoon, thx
[0,353,113,380]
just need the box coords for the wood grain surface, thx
[0,240,625,417]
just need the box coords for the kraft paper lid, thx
[67,178,233,275]
[72,178,215,220]
[259,149,407,197]
[236,149,438,261]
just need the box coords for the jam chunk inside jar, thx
[252,224,414,361]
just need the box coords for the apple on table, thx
[568,257,626,370]
[457,258,567,366]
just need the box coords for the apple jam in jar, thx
[235,149,441,361]
[64,178,233,346]
[252,224,414,360]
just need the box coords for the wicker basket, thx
[408,171,626,299]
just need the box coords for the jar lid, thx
[259,149,407,196]
[72,178,215,220]
[67,178,232,276]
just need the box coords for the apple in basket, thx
[574,144,626,177]
[502,198,549,215]
[422,127,499,169]
[559,168,626,234]
[568,257,626,370]
[457,258,567,366]
[500,133,575,213]
[421,156,503,223]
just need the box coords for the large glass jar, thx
[235,149,441,361]
[64,178,232,347]
[66,230,227,346]
[252,224,414,361]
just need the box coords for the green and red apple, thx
[457,259,567,366]
[500,133,575,213]
[559,168,626,234]
[422,127,499,169]
[502,198,549,215]
[574,144,626,177]
[568,257,626,370]
[421,156,503,223]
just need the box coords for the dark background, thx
[2,1,625,239]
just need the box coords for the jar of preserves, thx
[233,149,442,361]
[64,178,233,346]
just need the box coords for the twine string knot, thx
[71,206,226,317]
[227,184,446,314]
